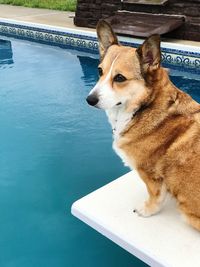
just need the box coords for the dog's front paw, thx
[133,203,160,217]
[133,205,153,217]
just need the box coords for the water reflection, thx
[0,39,14,66]
[77,55,99,86]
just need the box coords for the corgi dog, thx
[86,20,200,231]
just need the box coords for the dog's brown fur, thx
[94,21,200,231]
[118,67,200,230]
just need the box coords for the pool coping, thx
[0,18,200,70]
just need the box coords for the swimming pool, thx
[0,35,199,267]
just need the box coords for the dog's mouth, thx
[86,94,123,110]
[116,102,122,106]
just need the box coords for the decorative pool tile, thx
[0,22,99,53]
[0,20,199,71]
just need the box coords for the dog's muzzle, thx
[86,94,99,107]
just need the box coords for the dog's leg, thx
[185,215,200,231]
[179,203,200,231]
[183,214,200,231]
[134,171,167,217]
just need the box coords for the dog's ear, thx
[97,20,119,59]
[136,35,161,73]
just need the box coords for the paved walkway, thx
[0,4,199,46]
[0,4,94,32]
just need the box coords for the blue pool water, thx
[0,37,199,267]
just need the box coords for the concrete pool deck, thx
[0,4,199,47]
[0,4,93,32]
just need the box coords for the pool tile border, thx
[0,19,199,71]
[0,20,99,53]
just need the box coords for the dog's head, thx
[86,20,161,112]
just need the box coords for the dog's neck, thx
[106,105,136,139]
[106,100,152,139]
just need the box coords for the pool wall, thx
[0,18,200,72]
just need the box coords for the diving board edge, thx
[71,187,170,267]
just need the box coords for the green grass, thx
[0,0,77,12]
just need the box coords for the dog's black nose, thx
[86,94,99,106]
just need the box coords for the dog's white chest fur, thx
[106,106,134,168]
[106,106,133,138]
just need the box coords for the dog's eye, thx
[114,74,127,83]
[98,67,103,76]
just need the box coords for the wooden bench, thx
[105,11,185,37]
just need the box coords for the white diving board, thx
[71,170,200,267]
